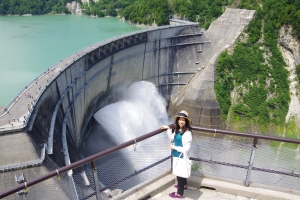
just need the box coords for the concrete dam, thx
[0,9,258,199]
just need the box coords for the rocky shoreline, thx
[5,14,32,16]
[3,12,155,30]
[119,17,158,28]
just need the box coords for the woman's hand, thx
[160,125,170,130]
[170,144,175,149]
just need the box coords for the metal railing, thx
[1,125,300,199]
[0,124,173,199]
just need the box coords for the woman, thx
[161,110,192,199]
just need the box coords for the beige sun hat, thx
[173,110,191,122]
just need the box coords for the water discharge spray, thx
[90,81,172,190]
[94,81,171,144]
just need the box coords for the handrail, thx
[192,126,300,144]
[1,125,300,198]
[0,124,172,198]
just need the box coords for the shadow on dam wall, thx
[27,23,221,168]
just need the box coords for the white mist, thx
[93,81,171,144]
[91,81,172,190]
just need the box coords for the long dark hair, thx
[172,117,191,134]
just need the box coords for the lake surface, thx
[0,15,144,106]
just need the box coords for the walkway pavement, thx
[151,185,258,200]
[0,132,39,166]
[117,174,300,200]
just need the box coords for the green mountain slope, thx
[215,0,300,136]
[0,0,72,15]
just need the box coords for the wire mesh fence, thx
[190,134,300,192]
[250,140,300,191]
[72,134,171,200]
[2,130,300,199]
[97,136,169,191]
[190,135,251,181]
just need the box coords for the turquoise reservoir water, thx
[0,15,144,107]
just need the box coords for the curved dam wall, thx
[28,8,256,169]
[28,23,219,167]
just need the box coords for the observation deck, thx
[1,8,299,200]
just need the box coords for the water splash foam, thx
[94,81,171,144]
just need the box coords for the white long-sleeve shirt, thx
[167,128,192,156]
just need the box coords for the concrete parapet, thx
[111,173,300,200]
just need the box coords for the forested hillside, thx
[0,0,229,27]
[0,0,72,15]
[80,0,171,26]
[171,0,228,28]
[90,0,228,27]
[215,0,300,136]
[81,0,135,17]
[120,0,171,26]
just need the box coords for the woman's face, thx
[178,117,186,129]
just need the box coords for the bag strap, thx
[174,152,192,166]
[182,152,192,166]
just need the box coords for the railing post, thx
[245,137,258,187]
[91,160,102,200]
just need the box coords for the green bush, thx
[191,162,200,172]
[120,0,172,26]
[215,51,233,119]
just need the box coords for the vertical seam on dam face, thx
[157,30,161,87]
[142,42,147,80]
[71,106,77,147]
[107,55,114,91]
